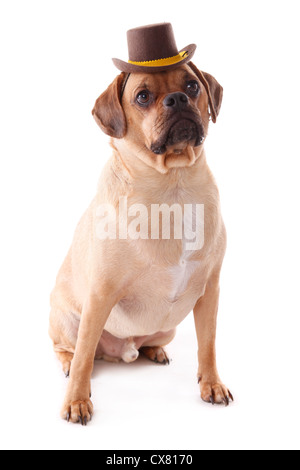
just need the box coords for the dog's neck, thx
[110,138,208,199]
[112,138,206,178]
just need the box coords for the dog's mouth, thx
[150,117,205,156]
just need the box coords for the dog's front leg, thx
[61,290,117,424]
[193,271,233,406]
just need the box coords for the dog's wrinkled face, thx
[126,68,206,155]
[93,63,223,173]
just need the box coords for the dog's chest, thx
[104,185,213,338]
[105,243,205,338]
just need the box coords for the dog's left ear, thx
[188,62,223,123]
[92,73,127,138]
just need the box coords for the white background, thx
[1,0,300,451]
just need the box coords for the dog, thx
[49,58,233,424]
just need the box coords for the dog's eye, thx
[186,81,200,97]
[136,90,151,106]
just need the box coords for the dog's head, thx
[92,63,223,173]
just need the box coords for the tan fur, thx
[49,63,233,424]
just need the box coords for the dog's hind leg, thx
[49,306,78,377]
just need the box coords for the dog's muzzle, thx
[150,93,205,155]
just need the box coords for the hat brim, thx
[112,44,197,74]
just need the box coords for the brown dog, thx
[49,61,233,425]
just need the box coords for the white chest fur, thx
[168,202,203,302]
[168,253,200,303]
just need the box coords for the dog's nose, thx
[163,92,189,111]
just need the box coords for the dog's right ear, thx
[92,73,127,138]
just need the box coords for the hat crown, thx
[112,22,197,74]
[127,23,179,63]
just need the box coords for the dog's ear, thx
[188,62,223,123]
[92,73,127,138]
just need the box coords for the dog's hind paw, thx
[141,346,170,365]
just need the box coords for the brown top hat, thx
[112,23,197,73]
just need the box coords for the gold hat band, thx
[128,50,187,67]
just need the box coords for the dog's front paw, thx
[61,399,93,425]
[198,378,234,406]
